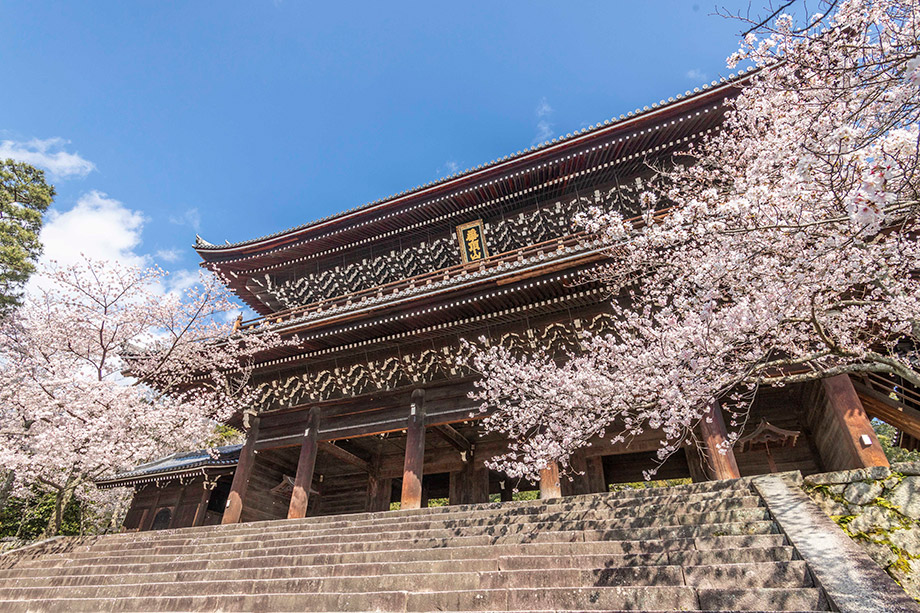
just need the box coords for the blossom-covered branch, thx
[468,0,920,481]
[0,259,288,534]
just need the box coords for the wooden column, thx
[288,408,320,519]
[449,468,467,505]
[821,374,889,469]
[699,401,741,480]
[469,465,490,504]
[366,474,392,512]
[191,479,216,527]
[169,484,187,529]
[684,445,709,483]
[222,416,260,524]
[451,457,490,505]
[400,389,426,510]
[140,488,161,531]
[539,461,562,499]
[585,456,607,493]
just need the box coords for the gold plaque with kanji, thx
[456,219,489,264]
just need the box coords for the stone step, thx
[501,545,796,570]
[0,561,811,601]
[95,481,755,544]
[14,521,780,569]
[0,535,789,580]
[0,585,826,612]
[78,507,773,556]
[0,555,809,591]
[86,495,766,551]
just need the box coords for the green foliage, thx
[207,424,244,447]
[609,477,692,492]
[512,489,539,501]
[0,493,81,540]
[0,160,55,313]
[873,420,920,463]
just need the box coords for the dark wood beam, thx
[288,408,320,519]
[822,375,888,469]
[432,424,472,457]
[854,381,920,440]
[539,461,562,499]
[699,401,741,480]
[192,481,214,527]
[222,416,260,524]
[401,389,427,510]
[319,442,371,473]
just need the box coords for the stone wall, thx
[803,463,920,600]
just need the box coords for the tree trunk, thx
[43,480,77,538]
[0,470,14,512]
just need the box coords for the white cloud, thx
[39,190,148,270]
[686,68,708,81]
[534,120,554,144]
[533,97,555,144]
[162,268,201,296]
[0,137,96,180]
[169,207,201,232]
[155,248,183,263]
[438,160,461,176]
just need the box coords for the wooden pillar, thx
[400,389,426,510]
[469,466,490,504]
[449,468,467,505]
[140,488,161,531]
[191,479,216,527]
[451,458,490,505]
[366,474,392,512]
[288,408,320,519]
[539,461,562,499]
[699,401,741,480]
[585,456,607,493]
[822,374,889,469]
[169,483,187,529]
[222,416,260,524]
[684,445,709,483]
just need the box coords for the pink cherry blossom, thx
[468,0,920,481]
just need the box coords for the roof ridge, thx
[195,69,755,253]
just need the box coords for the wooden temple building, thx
[102,73,920,532]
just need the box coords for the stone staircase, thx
[0,478,832,612]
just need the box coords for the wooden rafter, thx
[432,424,473,457]
[319,442,371,473]
[854,381,920,441]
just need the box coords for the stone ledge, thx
[754,473,920,613]
[803,466,891,486]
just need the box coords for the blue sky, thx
[1,1,754,282]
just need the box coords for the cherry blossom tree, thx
[469,0,920,481]
[0,259,285,535]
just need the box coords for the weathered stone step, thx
[0,559,809,593]
[502,545,796,569]
[0,535,789,581]
[86,495,765,551]
[79,507,773,556]
[1,545,798,587]
[16,521,780,569]
[95,481,755,543]
[0,561,811,601]
[0,584,826,612]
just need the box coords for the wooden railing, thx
[240,207,671,331]
[240,231,597,330]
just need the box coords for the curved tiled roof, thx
[194,69,755,255]
[96,444,242,488]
